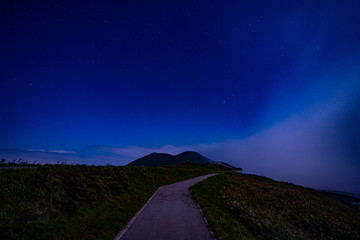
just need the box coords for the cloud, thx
[26,149,77,154]
[1,63,359,194]
[96,104,358,193]
[0,147,125,166]
[94,64,360,194]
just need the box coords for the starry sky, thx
[1,0,360,193]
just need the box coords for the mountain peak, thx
[148,152,172,157]
[126,151,211,167]
[176,151,201,156]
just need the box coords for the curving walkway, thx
[114,174,216,240]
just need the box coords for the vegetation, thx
[0,158,38,167]
[0,162,216,240]
[191,173,360,240]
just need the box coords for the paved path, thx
[115,174,216,240]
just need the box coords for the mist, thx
[199,62,360,193]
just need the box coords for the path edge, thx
[195,202,217,240]
[113,187,162,240]
[192,174,218,240]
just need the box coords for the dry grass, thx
[192,173,360,240]
[0,162,216,240]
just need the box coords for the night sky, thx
[1,0,360,193]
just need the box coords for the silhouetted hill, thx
[175,151,210,164]
[127,151,211,167]
[126,153,174,167]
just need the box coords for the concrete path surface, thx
[115,173,216,240]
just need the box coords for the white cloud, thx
[95,92,359,193]
[26,149,77,154]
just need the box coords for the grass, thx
[0,162,216,240]
[191,173,360,240]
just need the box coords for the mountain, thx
[126,151,211,167]
[126,153,174,167]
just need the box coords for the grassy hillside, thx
[191,173,360,240]
[0,162,216,240]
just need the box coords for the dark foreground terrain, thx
[0,162,216,240]
[3,163,359,240]
[191,173,360,240]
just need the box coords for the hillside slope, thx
[127,151,211,167]
[0,162,216,240]
[191,173,360,240]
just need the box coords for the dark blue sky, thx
[1,0,360,193]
